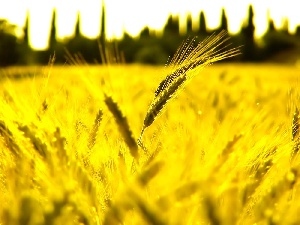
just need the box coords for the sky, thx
[0,0,299,50]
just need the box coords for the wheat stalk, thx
[139,30,240,140]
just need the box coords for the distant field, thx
[1,63,300,225]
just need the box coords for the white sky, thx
[0,0,299,50]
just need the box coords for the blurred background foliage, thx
[0,4,300,66]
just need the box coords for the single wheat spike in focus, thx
[139,30,240,140]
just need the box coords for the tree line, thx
[1,5,300,66]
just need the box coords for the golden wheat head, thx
[104,94,139,159]
[292,107,300,161]
[139,30,240,139]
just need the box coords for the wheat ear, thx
[292,107,300,161]
[139,30,240,139]
[87,110,103,150]
[0,120,21,157]
[18,124,49,159]
[104,94,139,159]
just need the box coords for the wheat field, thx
[1,62,300,225]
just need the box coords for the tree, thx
[199,11,207,34]
[0,20,19,66]
[219,8,228,32]
[164,15,179,35]
[66,13,99,64]
[75,13,81,37]
[186,13,193,34]
[17,12,33,65]
[23,12,29,45]
[296,26,300,37]
[262,16,296,61]
[140,26,150,38]
[241,5,256,61]
[49,10,57,49]
[47,9,66,64]
[99,1,106,63]
[267,12,276,33]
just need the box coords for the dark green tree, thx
[140,26,150,38]
[296,26,300,36]
[164,15,179,35]
[23,12,29,45]
[0,19,19,66]
[66,13,99,64]
[75,13,81,37]
[17,12,34,65]
[48,9,66,63]
[266,10,275,32]
[186,13,193,34]
[160,15,183,63]
[267,19,275,32]
[117,32,136,63]
[99,1,106,63]
[49,10,57,49]
[241,4,256,61]
[263,15,296,61]
[199,11,207,34]
[219,8,228,31]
